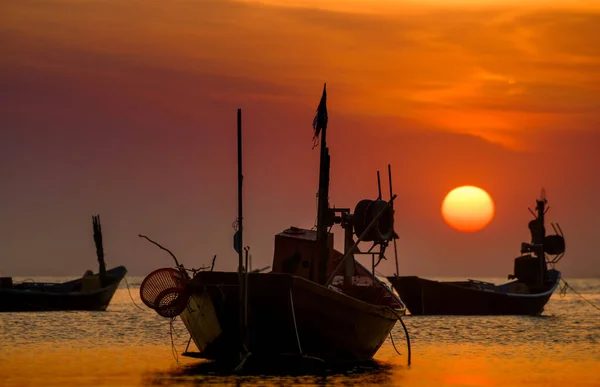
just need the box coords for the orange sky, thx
[0,0,598,277]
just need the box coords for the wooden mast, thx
[92,215,106,285]
[236,108,248,355]
[237,108,244,276]
[315,84,330,285]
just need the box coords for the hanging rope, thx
[289,289,303,354]
[288,289,325,363]
[233,281,252,372]
[389,331,402,356]
[560,279,600,311]
[233,351,250,372]
[123,276,145,311]
[169,317,179,363]
[386,307,411,366]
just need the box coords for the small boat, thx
[0,215,127,312]
[387,190,565,316]
[139,85,410,367]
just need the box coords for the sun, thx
[442,186,495,232]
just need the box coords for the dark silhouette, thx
[139,87,410,369]
[0,215,126,312]
[387,190,565,315]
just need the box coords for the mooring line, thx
[560,279,600,312]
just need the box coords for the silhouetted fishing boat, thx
[387,191,565,315]
[0,215,127,312]
[139,85,410,367]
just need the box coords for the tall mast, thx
[314,84,330,284]
[236,108,248,355]
[237,108,244,275]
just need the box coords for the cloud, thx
[2,1,599,149]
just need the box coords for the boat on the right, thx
[387,190,566,316]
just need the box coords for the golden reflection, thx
[2,342,599,386]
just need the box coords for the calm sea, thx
[1,276,599,387]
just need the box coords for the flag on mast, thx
[312,83,328,146]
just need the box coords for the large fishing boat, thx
[139,85,410,367]
[387,191,565,315]
[0,215,127,312]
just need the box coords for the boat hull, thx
[387,270,560,316]
[179,271,398,364]
[0,266,127,312]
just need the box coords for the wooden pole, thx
[237,108,243,275]
[236,108,247,354]
[92,215,106,285]
[388,164,400,277]
[316,85,330,285]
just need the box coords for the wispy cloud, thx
[1,0,598,148]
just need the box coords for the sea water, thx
[1,277,599,387]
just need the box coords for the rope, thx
[386,307,411,366]
[233,352,249,371]
[389,331,402,356]
[234,278,252,372]
[561,279,600,311]
[123,276,145,311]
[288,289,325,363]
[289,289,303,354]
[169,317,179,363]
[559,281,568,297]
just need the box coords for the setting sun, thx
[442,186,495,232]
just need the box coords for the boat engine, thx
[140,268,189,318]
[353,199,395,242]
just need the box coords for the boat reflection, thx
[146,358,398,386]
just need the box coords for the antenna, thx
[377,171,382,200]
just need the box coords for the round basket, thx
[140,267,187,309]
[155,287,189,318]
